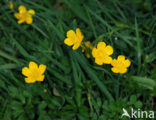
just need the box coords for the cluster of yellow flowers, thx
[64,28,131,74]
[9,4,131,83]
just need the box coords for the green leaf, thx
[72,51,114,102]
[135,101,143,108]
[130,95,137,104]
[130,76,156,90]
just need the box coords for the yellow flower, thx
[92,42,113,65]
[14,5,35,24]
[9,2,14,9]
[81,41,93,58]
[111,55,131,74]
[64,28,84,50]
[22,61,46,83]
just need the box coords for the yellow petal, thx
[36,75,45,82]
[111,59,117,66]
[26,15,33,24]
[67,30,76,38]
[22,67,30,77]
[85,41,93,50]
[124,59,131,67]
[97,42,106,49]
[9,2,14,9]
[119,68,127,74]
[19,5,27,13]
[72,42,80,50]
[76,28,84,41]
[25,77,36,83]
[38,64,46,74]
[18,19,25,24]
[95,58,103,65]
[28,9,35,15]
[64,38,74,46]
[111,67,119,73]
[86,53,90,58]
[92,48,98,58]
[117,55,125,61]
[29,61,38,70]
[104,45,113,55]
[85,41,90,47]
[14,13,20,19]
[103,56,112,64]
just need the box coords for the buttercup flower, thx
[111,55,131,74]
[81,41,93,58]
[64,28,84,50]
[92,42,113,65]
[22,61,46,83]
[14,5,35,24]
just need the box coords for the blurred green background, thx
[0,0,156,119]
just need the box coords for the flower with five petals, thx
[92,42,113,65]
[22,61,46,83]
[64,28,84,50]
[111,55,131,74]
[14,5,35,24]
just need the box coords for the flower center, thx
[96,49,108,58]
[30,69,39,79]
[116,61,125,68]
